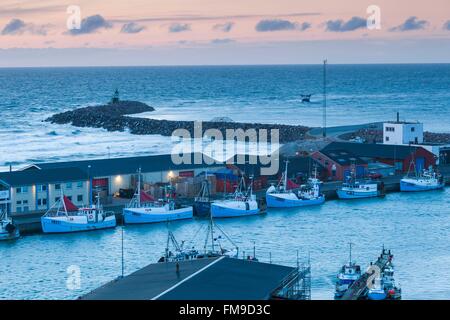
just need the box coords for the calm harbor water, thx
[1,188,449,300]
[1,64,450,170]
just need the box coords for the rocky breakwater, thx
[45,101,310,143]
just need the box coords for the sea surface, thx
[0,64,450,170]
[1,189,450,300]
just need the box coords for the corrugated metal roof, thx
[0,167,87,187]
[82,257,296,300]
[322,142,432,160]
[30,153,222,177]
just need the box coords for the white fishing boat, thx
[211,176,261,218]
[400,162,444,192]
[367,277,387,300]
[123,169,193,224]
[337,165,384,200]
[0,209,20,241]
[266,162,325,208]
[41,193,116,234]
[335,243,361,299]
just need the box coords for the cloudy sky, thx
[1,0,450,66]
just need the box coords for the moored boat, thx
[335,243,362,299]
[41,194,116,234]
[123,169,193,224]
[193,173,212,217]
[400,163,444,192]
[0,209,20,241]
[266,162,325,208]
[211,176,261,218]
[337,165,384,200]
[367,277,387,300]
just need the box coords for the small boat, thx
[123,169,193,224]
[337,165,384,200]
[400,162,444,192]
[41,193,116,234]
[0,209,20,241]
[301,94,312,103]
[383,265,402,300]
[266,162,325,208]
[193,173,212,217]
[335,243,361,299]
[367,277,387,300]
[211,176,261,218]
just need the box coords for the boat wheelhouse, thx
[335,243,362,299]
[0,209,20,241]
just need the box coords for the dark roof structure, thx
[0,167,87,187]
[227,154,325,178]
[319,149,367,166]
[82,256,297,300]
[322,142,433,160]
[26,153,222,177]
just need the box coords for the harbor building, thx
[82,256,311,300]
[0,168,89,215]
[383,114,424,145]
[318,142,436,177]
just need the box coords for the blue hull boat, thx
[336,189,379,199]
[41,217,116,233]
[400,180,444,192]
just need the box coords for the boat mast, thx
[284,160,289,191]
[137,167,141,208]
[349,242,353,265]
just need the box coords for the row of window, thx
[15,182,84,194]
[385,126,416,132]
[15,195,84,211]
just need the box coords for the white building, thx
[383,121,424,145]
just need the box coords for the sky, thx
[1,0,450,66]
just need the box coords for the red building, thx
[316,142,436,179]
[311,149,368,181]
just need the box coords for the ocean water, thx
[1,189,450,300]
[1,64,450,171]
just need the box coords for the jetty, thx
[81,256,311,300]
[341,248,393,300]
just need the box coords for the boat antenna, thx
[284,159,289,191]
[322,59,327,138]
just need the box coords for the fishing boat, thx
[400,161,444,192]
[211,176,261,218]
[0,209,20,241]
[193,173,212,217]
[337,165,384,200]
[123,169,193,224]
[383,265,402,300]
[266,162,325,208]
[158,215,239,263]
[335,243,362,299]
[367,277,387,300]
[41,193,116,233]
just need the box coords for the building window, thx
[38,198,48,206]
[23,206,29,212]
[16,186,28,194]
[411,127,415,132]
[16,207,22,213]
[385,136,390,142]
[67,196,72,201]
[23,200,28,205]
[38,185,47,192]
[38,199,42,206]
[77,195,83,202]
[66,182,72,189]
[385,127,395,132]
[77,181,83,189]
[55,184,61,190]
[16,200,22,205]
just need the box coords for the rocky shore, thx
[45,101,310,143]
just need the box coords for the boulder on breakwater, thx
[45,101,310,143]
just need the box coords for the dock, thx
[341,249,393,300]
[81,256,311,300]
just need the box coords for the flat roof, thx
[26,153,222,177]
[0,167,87,187]
[82,256,296,300]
